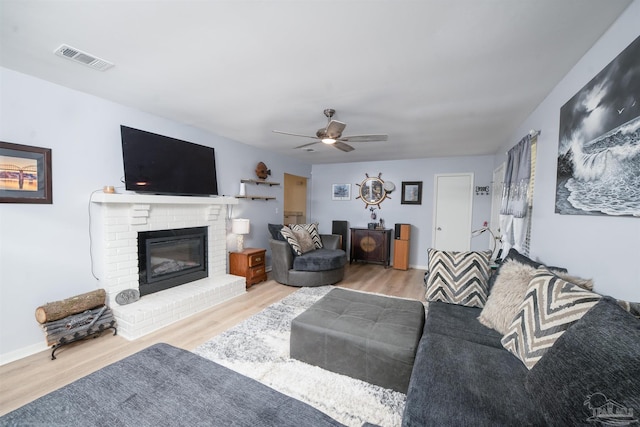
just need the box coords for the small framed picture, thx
[401,181,422,205]
[0,142,52,204]
[332,183,351,201]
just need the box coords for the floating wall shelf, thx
[236,179,279,200]
[241,179,281,186]
[235,195,276,201]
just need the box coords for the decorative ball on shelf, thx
[255,162,271,180]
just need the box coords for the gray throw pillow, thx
[478,259,536,335]
[292,227,316,254]
[268,223,287,241]
[526,297,640,426]
[290,223,323,249]
[280,225,303,255]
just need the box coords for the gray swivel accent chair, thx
[269,234,347,287]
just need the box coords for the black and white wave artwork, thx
[556,35,640,217]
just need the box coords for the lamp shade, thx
[232,218,250,235]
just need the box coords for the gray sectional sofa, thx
[403,300,545,425]
[403,296,640,426]
[402,249,640,426]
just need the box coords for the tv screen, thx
[121,126,218,196]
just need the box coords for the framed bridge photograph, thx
[0,141,52,204]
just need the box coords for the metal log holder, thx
[50,322,118,360]
[43,305,118,360]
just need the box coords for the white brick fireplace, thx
[90,193,245,340]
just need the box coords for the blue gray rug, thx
[194,286,407,427]
[0,343,343,426]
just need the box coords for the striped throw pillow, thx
[425,249,491,308]
[501,267,601,369]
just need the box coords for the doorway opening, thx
[283,173,307,224]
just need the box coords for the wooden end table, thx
[229,248,267,288]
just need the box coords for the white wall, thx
[494,1,640,301]
[0,68,311,362]
[310,156,495,268]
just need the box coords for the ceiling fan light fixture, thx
[273,108,387,153]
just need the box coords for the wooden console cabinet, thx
[229,248,267,288]
[350,228,392,267]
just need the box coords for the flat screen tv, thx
[121,125,218,196]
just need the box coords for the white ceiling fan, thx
[273,109,388,152]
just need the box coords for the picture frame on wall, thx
[555,35,640,217]
[0,141,53,204]
[401,181,422,205]
[332,183,351,201]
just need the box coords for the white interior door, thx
[433,173,474,251]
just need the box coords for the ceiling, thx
[0,1,632,164]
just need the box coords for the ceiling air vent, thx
[54,44,114,71]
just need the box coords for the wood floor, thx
[0,264,426,416]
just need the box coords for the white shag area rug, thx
[194,286,407,427]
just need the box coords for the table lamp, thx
[232,219,250,252]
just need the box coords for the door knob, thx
[437,227,442,231]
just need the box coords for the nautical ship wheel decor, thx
[356,173,390,208]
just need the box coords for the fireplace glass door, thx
[138,227,208,296]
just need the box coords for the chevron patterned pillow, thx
[425,249,491,308]
[501,267,601,369]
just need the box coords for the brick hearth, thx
[90,193,245,340]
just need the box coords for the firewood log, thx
[35,289,106,324]
[41,306,107,330]
[44,315,115,343]
[45,318,116,347]
[42,309,113,334]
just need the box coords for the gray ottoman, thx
[290,288,425,393]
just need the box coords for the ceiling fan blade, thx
[275,109,382,154]
[294,141,321,149]
[325,120,346,138]
[273,130,318,140]
[333,141,354,152]
[339,134,388,143]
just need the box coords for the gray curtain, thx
[499,135,531,254]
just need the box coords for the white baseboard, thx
[0,342,48,366]
[411,263,428,270]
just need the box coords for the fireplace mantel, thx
[91,192,238,206]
